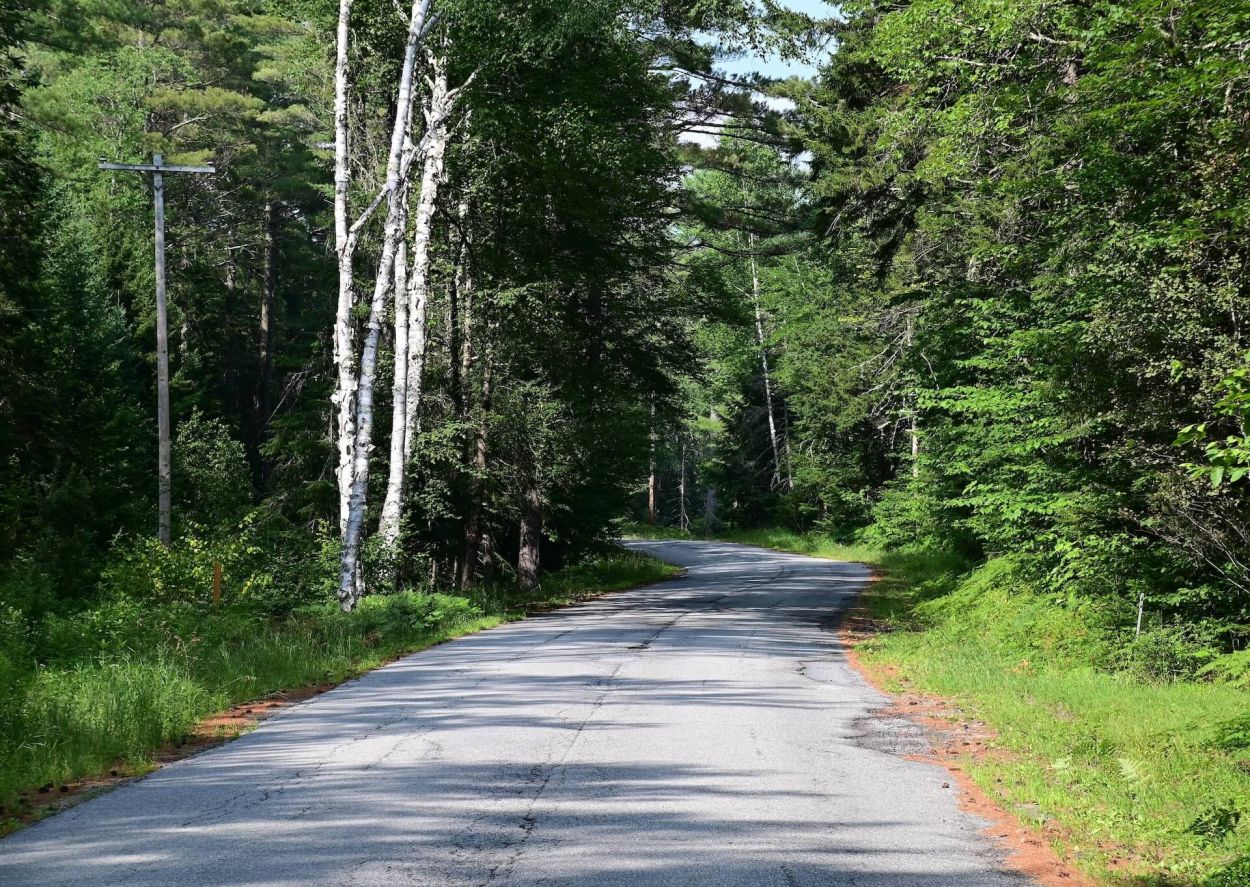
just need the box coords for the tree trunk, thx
[337,0,433,609]
[782,408,794,490]
[458,348,491,591]
[331,0,357,533]
[224,255,242,426]
[376,194,410,550]
[256,200,276,488]
[400,65,451,464]
[905,312,919,478]
[153,163,172,547]
[647,403,657,526]
[448,252,461,414]
[517,483,543,591]
[380,58,456,548]
[678,441,688,530]
[704,407,719,533]
[337,257,394,609]
[455,200,473,421]
[749,240,784,490]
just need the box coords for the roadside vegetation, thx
[625,2,1250,883]
[699,528,1250,886]
[0,549,676,830]
[0,0,782,835]
[3,0,1249,880]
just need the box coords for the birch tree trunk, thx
[331,0,357,532]
[337,0,433,610]
[517,483,543,591]
[749,239,784,490]
[379,58,456,549]
[376,192,410,550]
[401,65,452,464]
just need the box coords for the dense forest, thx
[1,0,1249,878]
[659,0,1250,683]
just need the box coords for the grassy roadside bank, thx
[654,526,1250,887]
[0,550,679,831]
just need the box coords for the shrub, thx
[1116,625,1222,683]
[352,591,483,637]
[1204,714,1250,753]
[1199,649,1250,688]
[861,478,965,552]
[173,410,252,528]
[1205,854,1250,887]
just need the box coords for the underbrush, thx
[722,528,1250,885]
[858,560,1250,884]
[713,526,966,603]
[616,520,695,541]
[0,548,676,824]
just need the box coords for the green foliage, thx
[1190,804,1240,849]
[0,546,673,815]
[16,660,214,783]
[1206,856,1250,887]
[848,548,1250,884]
[1200,649,1250,690]
[728,528,1250,882]
[1116,625,1224,684]
[1204,714,1250,754]
[664,0,1250,669]
[0,0,1246,875]
[173,411,252,529]
[1178,356,1250,488]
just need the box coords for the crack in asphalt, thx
[0,541,1033,887]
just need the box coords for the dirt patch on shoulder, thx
[841,608,1094,887]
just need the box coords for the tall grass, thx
[0,550,678,822]
[722,526,1250,885]
[869,628,1250,884]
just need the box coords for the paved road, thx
[0,540,1027,886]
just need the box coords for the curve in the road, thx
[0,540,1029,886]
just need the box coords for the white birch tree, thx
[330,0,357,532]
[748,236,785,490]
[378,59,455,549]
[336,0,434,609]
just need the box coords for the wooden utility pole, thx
[99,154,216,546]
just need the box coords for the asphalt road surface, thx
[0,540,1028,886]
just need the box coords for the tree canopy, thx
[1,0,1247,656]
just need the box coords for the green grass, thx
[710,528,1250,886]
[617,520,695,541]
[713,526,966,598]
[0,549,679,827]
[719,526,879,559]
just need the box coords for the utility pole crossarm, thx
[98,159,216,174]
